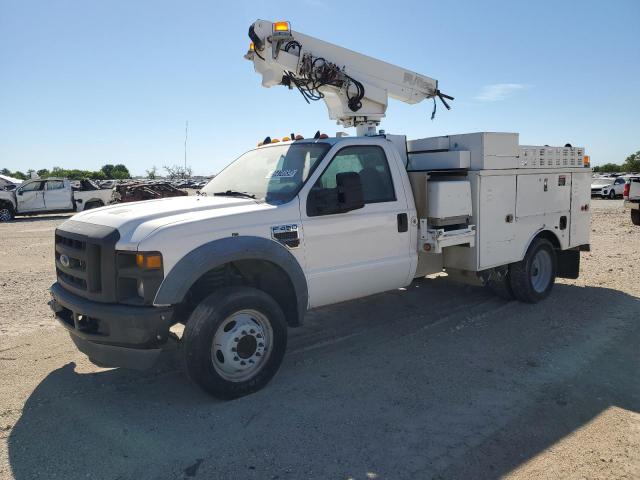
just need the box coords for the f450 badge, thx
[271,224,300,248]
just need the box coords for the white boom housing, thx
[246,19,440,134]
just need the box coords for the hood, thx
[68,195,275,246]
[591,181,612,188]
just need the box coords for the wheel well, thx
[184,260,300,327]
[534,230,561,250]
[0,200,14,211]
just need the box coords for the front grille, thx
[54,221,119,302]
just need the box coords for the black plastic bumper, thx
[49,282,174,370]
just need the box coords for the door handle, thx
[397,213,408,233]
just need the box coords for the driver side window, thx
[313,146,395,204]
[20,181,44,192]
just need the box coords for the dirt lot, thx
[0,200,638,479]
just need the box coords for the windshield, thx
[201,143,331,204]
[592,178,613,185]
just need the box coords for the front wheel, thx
[509,238,557,303]
[182,287,288,399]
[608,190,616,199]
[0,205,15,222]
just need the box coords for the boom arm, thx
[245,20,451,135]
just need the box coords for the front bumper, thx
[49,282,174,370]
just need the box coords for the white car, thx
[0,178,115,221]
[591,177,626,199]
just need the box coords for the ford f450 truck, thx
[49,20,591,399]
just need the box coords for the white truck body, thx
[0,178,115,221]
[66,133,590,309]
[48,19,591,399]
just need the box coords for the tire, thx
[84,201,103,211]
[182,286,288,399]
[486,273,515,300]
[0,204,15,222]
[631,209,640,226]
[608,190,616,199]
[509,238,557,303]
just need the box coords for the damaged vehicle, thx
[0,178,116,222]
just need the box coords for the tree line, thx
[1,164,131,181]
[592,150,640,173]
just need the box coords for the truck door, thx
[44,179,73,210]
[300,143,412,307]
[16,181,46,212]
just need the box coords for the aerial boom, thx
[245,20,451,135]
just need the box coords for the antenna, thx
[184,120,189,175]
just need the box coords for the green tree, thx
[111,164,130,179]
[593,162,622,173]
[622,151,640,172]
[37,169,51,178]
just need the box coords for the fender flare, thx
[520,228,561,260]
[153,236,308,323]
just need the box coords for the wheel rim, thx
[610,191,615,199]
[0,208,11,221]
[530,249,552,293]
[210,309,273,382]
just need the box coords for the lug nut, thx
[232,347,236,352]
[257,334,262,338]
[240,361,246,366]
[250,329,255,334]
[234,337,239,342]
[258,343,264,347]
[234,356,239,361]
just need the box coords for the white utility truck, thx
[624,176,640,225]
[49,20,591,399]
[0,178,115,222]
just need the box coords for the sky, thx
[1,0,639,176]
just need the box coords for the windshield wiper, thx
[213,190,256,199]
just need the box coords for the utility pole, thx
[184,120,189,178]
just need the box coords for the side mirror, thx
[307,172,365,216]
[335,172,365,212]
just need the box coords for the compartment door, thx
[478,175,518,269]
[569,172,591,247]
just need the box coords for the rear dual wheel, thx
[508,238,557,303]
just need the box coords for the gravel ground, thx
[0,200,638,479]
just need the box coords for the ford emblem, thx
[60,254,70,268]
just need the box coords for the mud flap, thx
[557,249,580,279]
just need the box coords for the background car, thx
[591,177,627,198]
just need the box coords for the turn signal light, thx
[249,42,255,51]
[271,138,280,143]
[282,136,291,142]
[273,21,290,33]
[583,155,590,167]
[136,253,163,270]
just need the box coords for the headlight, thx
[136,252,163,270]
[116,251,164,304]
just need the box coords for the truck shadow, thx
[7,280,640,479]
